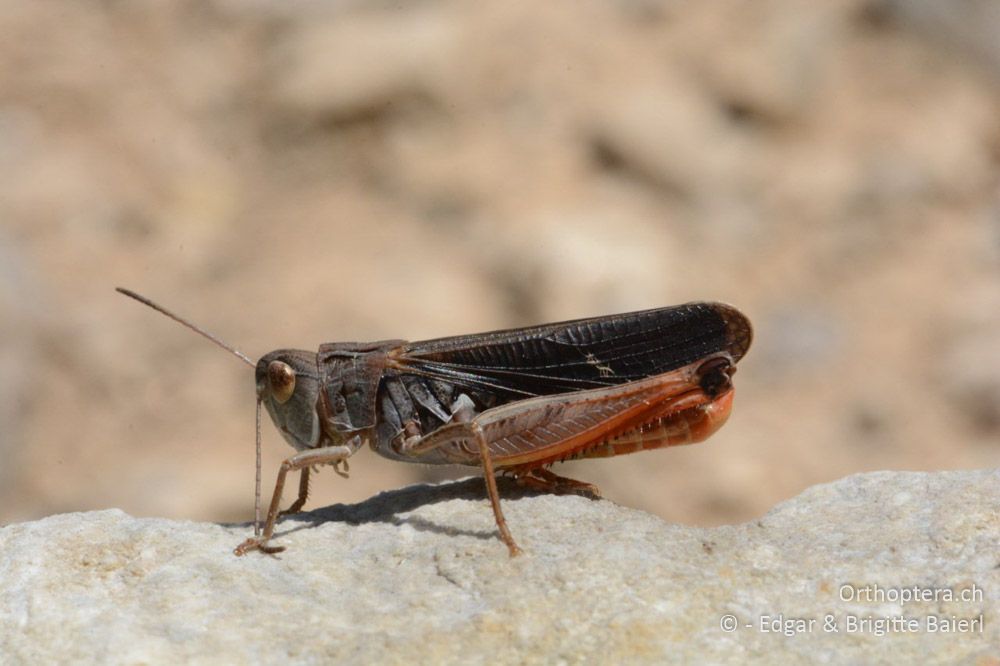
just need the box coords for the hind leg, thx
[514,468,601,497]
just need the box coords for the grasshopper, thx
[117,288,751,556]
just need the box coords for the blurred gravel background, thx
[1,0,998,527]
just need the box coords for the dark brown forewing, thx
[392,302,751,399]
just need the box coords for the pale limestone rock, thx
[1,470,997,663]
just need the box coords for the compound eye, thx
[267,361,296,404]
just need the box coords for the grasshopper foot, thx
[234,536,285,556]
[277,500,306,518]
[515,468,601,498]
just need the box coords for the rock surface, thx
[1,470,997,664]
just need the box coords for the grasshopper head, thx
[256,350,322,451]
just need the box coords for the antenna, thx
[116,287,256,367]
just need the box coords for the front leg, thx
[278,467,311,518]
[277,459,351,518]
[234,445,353,556]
